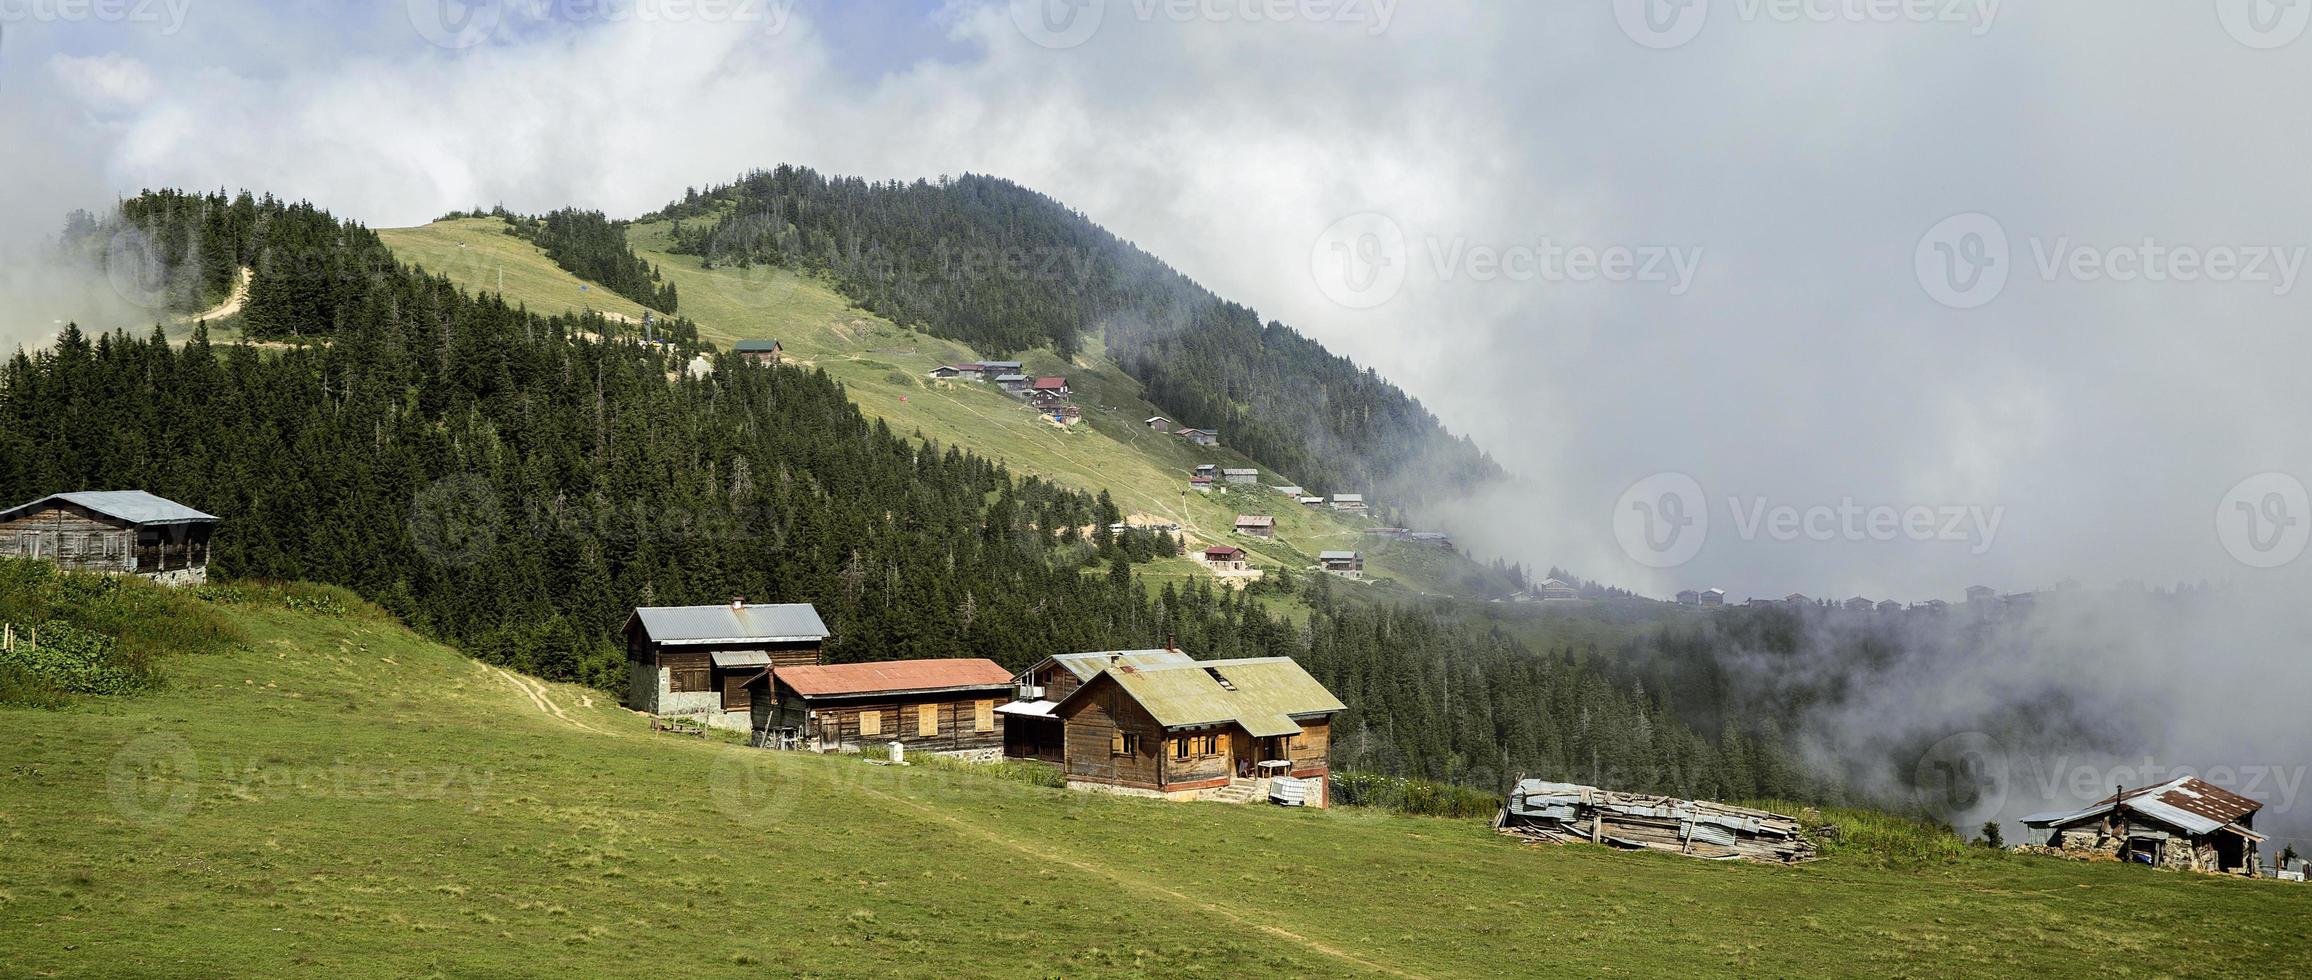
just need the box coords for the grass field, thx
[2,589,2304,978]
[373,215,1478,596]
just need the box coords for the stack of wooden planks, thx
[1494,779,1817,864]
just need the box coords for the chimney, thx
[731,597,746,610]
[1165,633,1178,652]
[1109,652,1122,666]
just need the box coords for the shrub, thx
[1329,772,1502,819]
[0,558,245,707]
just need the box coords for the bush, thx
[0,558,245,707]
[1329,772,1502,819]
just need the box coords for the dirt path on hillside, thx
[178,267,253,324]
[484,664,619,737]
[852,781,1424,978]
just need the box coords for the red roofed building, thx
[759,658,1017,756]
[1202,545,1247,571]
[1031,377,1069,394]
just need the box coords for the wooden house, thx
[1189,476,1215,492]
[1192,464,1219,477]
[977,360,1023,376]
[2021,777,2265,874]
[928,364,982,380]
[760,659,1015,757]
[1539,578,1580,601]
[623,600,831,731]
[1329,493,1366,512]
[1232,515,1275,538]
[1700,588,1726,607]
[1200,545,1246,570]
[994,373,1030,392]
[1876,599,1904,614]
[1319,551,1363,577]
[1844,596,1875,612]
[1000,650,1346,806]
[1222,468,1260,485]
[0,491,218,586]
[1676,590,1701,606]
[1030,377,1070,396]
[734,339,784,365]
[1145,416,1173,431]
[1177,428,1220,447]
[1298,495,1325,507]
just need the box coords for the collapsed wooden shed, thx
[1495,779,1816,863]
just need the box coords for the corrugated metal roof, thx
[2019,777,2264,837]
[1234,515,1273,527]
[0,491,218,526]
[774,659,1014,697]
[1223,468,1259,476]
[734,339,782,352]
[1057,656,1345,737]
[1332,493,1364,503]
[628,603,830,644]
[710,650,772,668]
[1320,551,1359,561]
[1043,649,1195,682]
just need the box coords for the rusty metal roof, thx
[2021,776,2264,837]
[774,659,1014,698]
[1041,649,1196,682]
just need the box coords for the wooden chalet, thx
[1538,578,1580,601]
[1233,515,1275,538]
[1177,428,1220,447]
[760,659,1015,756]
[1145,416,1173,431]
[1030,376,1070,396]
[734,339,784,365]
[1329,493,1366,512]
[1222,468,1260,485]
[1000,650,1346,806]
[1200,545,1246,570]
[2021,777,2266,874]
[0,491,218,586]
[623,600,831,731]
[1319,551,1363,577]
[928,364,983,380]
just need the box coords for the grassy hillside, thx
[1,586,2304,977]
[373,215,1507,598]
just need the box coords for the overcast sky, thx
[8,0,2311,602]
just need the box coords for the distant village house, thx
[1201,545,1246,570]
[2021,777,2265,874]
[734,339,784,365]
[1233,515,1276,538]
[1177,428,1220,447]
[0,491,219,587]
[1222,468,1260,485]
[1145,416,1173,431]
[1330,493,1366,512]
[1319,551,1364,578]
[1539,578,1580,601]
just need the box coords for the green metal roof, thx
[1060,656,1345,737]
[734,339,783,352]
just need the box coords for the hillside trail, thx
[483,663,619,737]
[177,266,252,324]
[851,779,1426,979]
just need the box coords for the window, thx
[859,709,883,737]
[1174,738,1191,760]
[1111,731,1142,756]
[974,700,995,733]
[665,654,711,693]
[918,703,939,737]
[1196,734,1220,756]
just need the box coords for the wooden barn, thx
[760,659,1015,757]
[2021,777,2266,874]
[0,491,219,586]
[734,339,784,365]
[1319,551,1364,577]
[1233,515,1275,538]
[623,600,831,731]
[1000,650,1345,806]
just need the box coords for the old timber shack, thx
[1495,779,1817,864]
